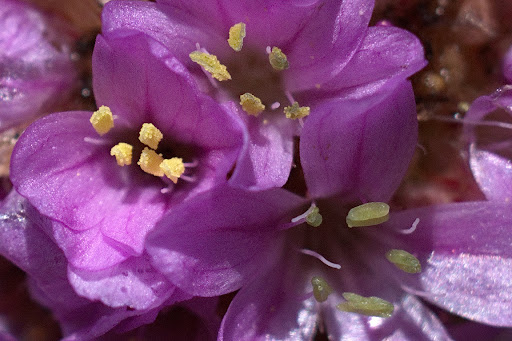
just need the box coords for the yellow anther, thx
[337,293,394,318]
[90,106,114,136]
[269,47,289,70]
[110,143,133,166]
[240,93,265,116]
[138,147,164,177]
[160,157,185,184]
[139,123,163,150]
[306,206,322,227]
[189,51,231,81]
[346,202,390,228]
[284,102,310,120]
[228,22,246,52]
[311,276,332,302]
[386,249,422,274]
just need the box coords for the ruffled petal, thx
[229,105,295,190]
[0,191,178,340]
[68,253,175,310]
[146,184,307,296]
[10,112,169,268]
[300,81,417,200]
[219,251,317,341]
[390,201,512,326]
[305,25,427,100]
[464,86,512,201]
[0,0,75,131]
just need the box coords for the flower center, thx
[290,200,422,318]
[189,23,310,121]
[89,106,193,187]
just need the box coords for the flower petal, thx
[68,253,175,310]
[391,201,512,326]
[285,0,374,91]
[229,105,295,190]
[300,81,417,200]
[219,252,317,341]
[306,25,427,100]
[157,0,324,51]
[10,112,169,268]
[0,191,176,340]
[0,0,75,131]
[464,86,512,201]
[146,184,307,296]
[101,0,229,65]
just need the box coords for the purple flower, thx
[7,24,245,326]
[100,0,426,190]
[0,0,76,131]
[147,78,512,339]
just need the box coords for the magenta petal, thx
[219,254,317,341]
[68,253,175,310]
[0,192,170,340]
[146,185,307,296]
[464,86,512,201]
[313,26,427,99]
[0,0,75,131]
[301,81,417,200]
[391,202,512,326]
[156,0,324,51]
[470,148,512,202]
[94,33,244,150]
[229,106,295,190]
[101,0,228,65]
[324,294,450,341]
[285,0,374,91]
[10,112,168,268]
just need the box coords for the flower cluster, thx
[2,0,512,340]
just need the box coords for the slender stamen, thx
[179,174,196,183]
[397,217,419,235]
[83,137,111,145]
[285,91,295,105]
[183,160,199,168]
[300,249,341,270]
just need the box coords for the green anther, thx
[269,46,289,70]
[306,206,322,227]
[337,292,394,318]
[228,22,246,52]
[346,202,390,228]
[386,249,422,274]
[311,276,332,302]
[240,93,265,116]
[189,51,231,81]
[284,102,310,120]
